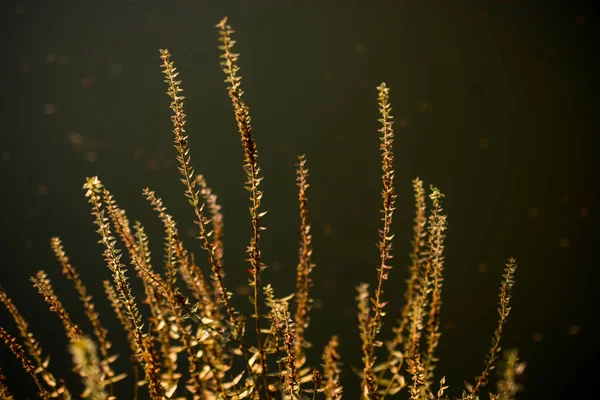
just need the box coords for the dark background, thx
[1,0,598,398]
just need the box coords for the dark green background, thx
[1,0,597,398]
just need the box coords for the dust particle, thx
[529,207,539,218]
[355,41,367,55]
[111,64,123,74]
[68,131,83,145]
[560,194,569,205]
[43,103,57,115]
[85,151,98,163]
[37,185,49,196]
[45,52,57,64]
[417,101,431,112]
[134,148,144,158]
[236,285,252,296]
[81,77,93,88]
[568,325,581,335]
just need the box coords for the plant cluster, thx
[0,17,523,400]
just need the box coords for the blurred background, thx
[1,0,598,398]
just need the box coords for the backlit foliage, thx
[0,17,522,400]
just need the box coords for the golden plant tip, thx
[216,16,229,28]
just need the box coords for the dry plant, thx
[0,17,523,400]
